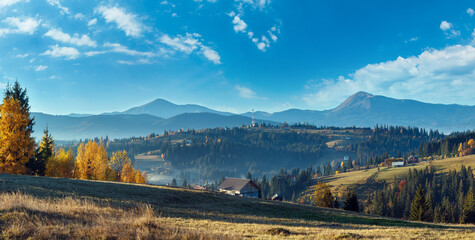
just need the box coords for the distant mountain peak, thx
[333,91,374,112]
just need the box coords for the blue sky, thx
[0,0,474,115]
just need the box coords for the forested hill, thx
[88,125,442,182]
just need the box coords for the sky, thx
[0,0,474,115]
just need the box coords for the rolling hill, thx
[303,155,475,204]
[1,174,473,239]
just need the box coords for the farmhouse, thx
[392,161,405,167]
[218,178,261,198]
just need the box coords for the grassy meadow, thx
[1,173,474,239]
[305,155,475,203]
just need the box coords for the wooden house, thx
[218,178,261,198]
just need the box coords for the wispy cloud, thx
[235,85,258,99]
[303,44,475,109]
[44,28,97,47]
[0,17,40,36]
[159,33,221,64]
[96,5,143,38]
[47,0,69,15]
[440,20,460,37]
[42,44,80,60]
[15,53,29,58]
[87,18,97,26]
[468,8,474,17]
[103,42,153,57]
[0,0,23,8]
[35,65,48,71]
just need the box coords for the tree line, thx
[0,81,146,184]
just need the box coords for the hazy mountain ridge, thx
[33,92,475,140]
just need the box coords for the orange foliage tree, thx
[74,141,114,181]
[45,148,75,178]
[0,97,35,174]
[120,162,146,184]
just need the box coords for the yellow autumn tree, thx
[0,97,35,174]
[120,162,147,184]
[74,141,113,181]
[45,148,75,178]
[468,139,475,149]
[109,150,130,181]
[313,181,333,208]
[120,162,136,183]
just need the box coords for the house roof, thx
[218,178,260,192]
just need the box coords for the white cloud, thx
[159,33,221,64]
[440,20,460,38]
[303,44,475,109]
[160,33,199,54]
[74,13,85,20]
[46,0,69,15]
[468,8,474,17]
[87,18,97,26]
[42,44,80,60]
[200,45,221,64]
[96,5,143,37]
[15,53,28,58]
[35,65,47,71]
[0,0,23,8]
[44,28,97,47]
[117,58,152,65]
[235,85,258,99]
[232,16,247,32]
[236,0,271,10]
[0,17,40,36]
[84,50,105,57]
[103,42,153,57]
[440,20,452,31]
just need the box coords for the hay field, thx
[0,174,474,239]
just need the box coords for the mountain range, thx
[32,92,475,140]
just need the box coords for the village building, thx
[218,178,261,198]
[408,155,419,164]
[392,161,405,167]
[271,194,283,201]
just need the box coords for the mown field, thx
[1,173,474,239]
[306,155,475,203]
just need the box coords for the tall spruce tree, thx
[409,186,431,221]
[4,81,34,132]
[343,189,360,212]
[28,128,54,175]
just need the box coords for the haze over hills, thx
[32,92,475,140]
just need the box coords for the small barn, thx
[218,178,261,198]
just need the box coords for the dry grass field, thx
[1,173,474,239]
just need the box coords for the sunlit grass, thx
[1,173,474,239]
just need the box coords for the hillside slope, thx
[1,174,474,239]
[305,155,475,203]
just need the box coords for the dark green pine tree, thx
[409,186,431,221]
[27,128,54,175]
[5,81,34,132]
[171,178,177,186]
[460,186,475,223]
[343,190,359,212]
[182,178,188,188]
[246,171,252,180]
